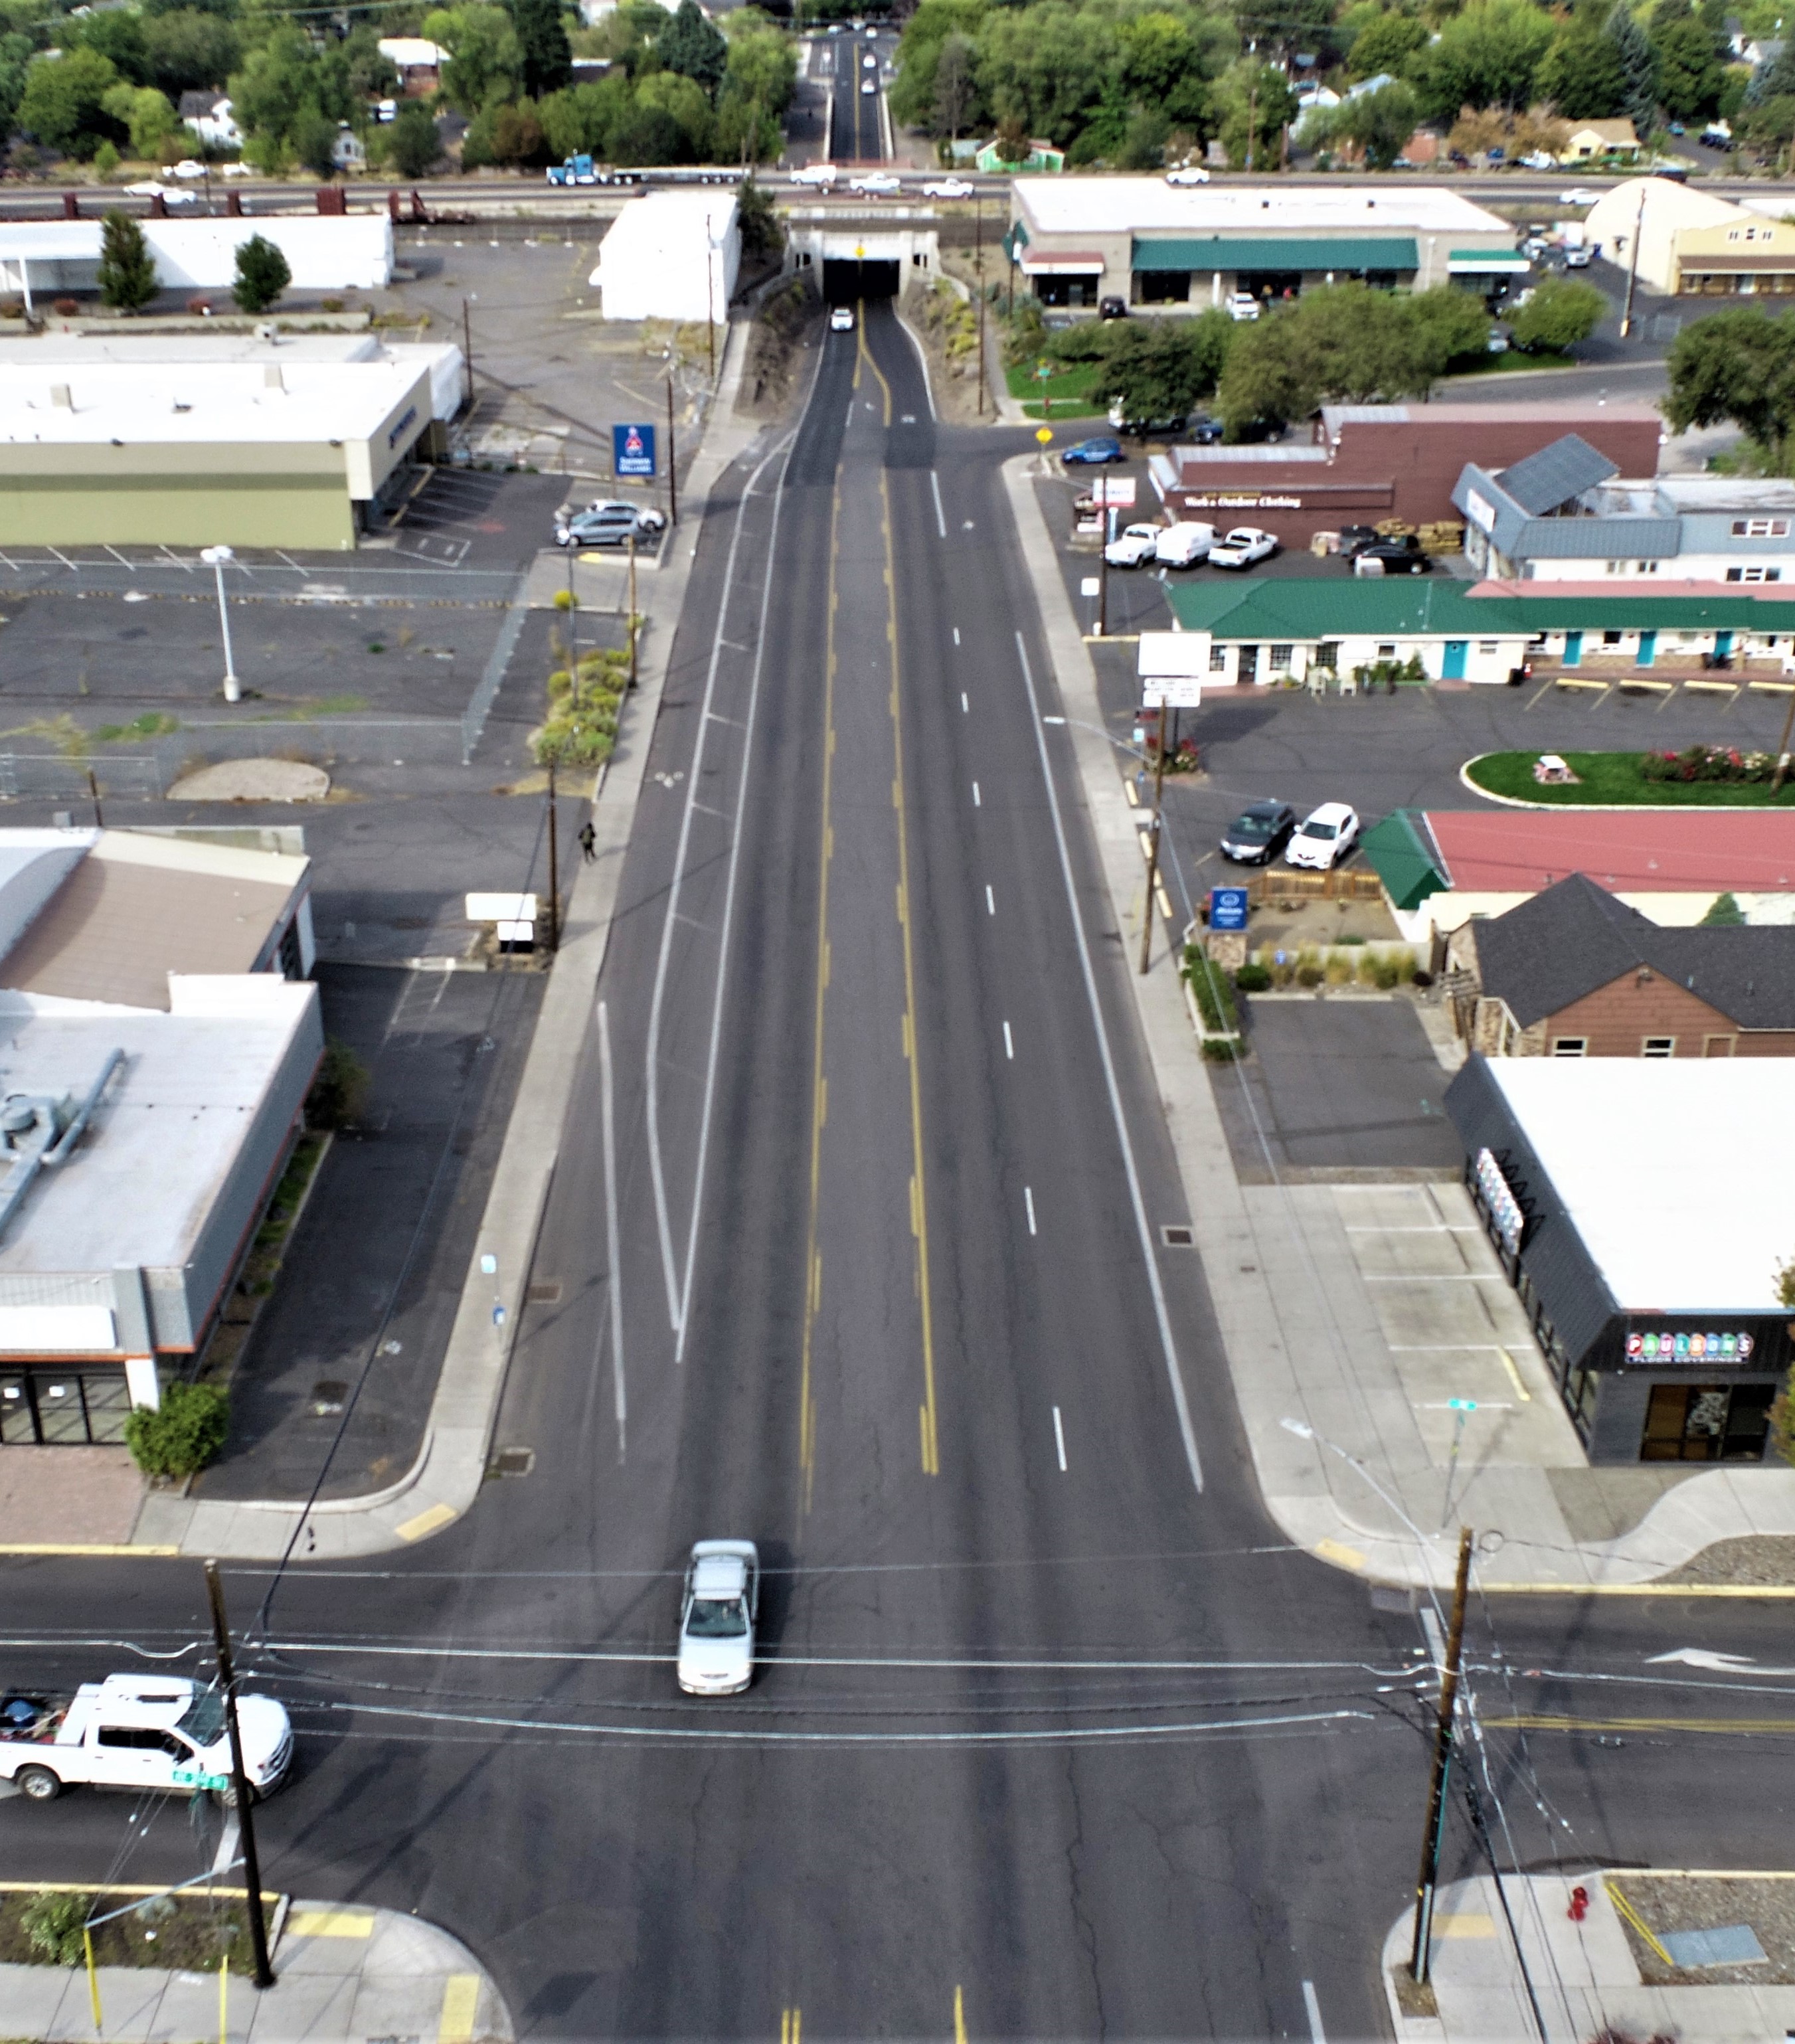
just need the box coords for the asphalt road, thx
[821,29,893,165]
[5,297,1795,2041]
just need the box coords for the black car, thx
[1189,414,1224,444]
[1098,296,1128,319]
[1219,800,1297,865]
[1115,411,1190,440]
[1354,541,1432,575]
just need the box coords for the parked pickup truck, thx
[0,1675,292,1806]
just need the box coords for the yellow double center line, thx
[859,317,942,1478]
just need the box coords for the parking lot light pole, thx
[200,547,240,703]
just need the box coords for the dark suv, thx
[1219,800,1297,865]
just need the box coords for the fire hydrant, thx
[1568,1885,1590,1922]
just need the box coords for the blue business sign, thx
[613,422,656,477]
[1209,886,1249,932]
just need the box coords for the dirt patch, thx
[1658,1533,1795,1586]
[739,275,819,418]
[0,1888,265,1974]
[1608,1873,1795,1986]
[907,278,991,426]
[1389,1969,1438,2018]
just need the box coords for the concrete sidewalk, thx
[1381,1871,1795,2044]
[0,1895,509,2044]
[1001,454,1795,1593]
[128,323,767,1561]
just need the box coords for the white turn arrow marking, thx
[1646,1648,1795,1674]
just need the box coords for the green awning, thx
[1361,809,1448,913]
[1448,248,1529,272]
[1132,236,1418,274]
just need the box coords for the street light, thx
[199,545,240,703]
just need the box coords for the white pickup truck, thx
[0,1674,292,1806]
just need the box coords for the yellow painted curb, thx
[396,1502,458,1543]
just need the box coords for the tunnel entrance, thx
[822,258,900,303]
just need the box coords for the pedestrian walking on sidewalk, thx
[578,819,596,864]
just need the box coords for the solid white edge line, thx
[1302,1980,1327,2044]
[212,1814,240,1876]
[597,997,626,1459]
[930,469,947,539]
[673,412,806,1363]
[1003,1021,1013,1060]
[1053,1405,1067,1472]
[1024,1186,1037,1236]
[1015,630,1204,1493]
[643,437,788,1335]
[985,885,995,914]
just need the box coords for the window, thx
[1604,560,1625,574]
[1316,641,1340,670]
[1728,228,1742,242]
[1731,517,1788,537]
[1209,644,1228,672]
[1551,1037,1587,1057]
[1602,630,1624,645]
[1270,643,1294,669]
[1636,560,1660,574]
[1703,1033,1737,1058]
[1478,641,1498,654]
[1376,642,1397,657]
[1642,1036,1676,1058]
[1727,565,1783,582]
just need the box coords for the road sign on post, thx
[613,422,656,477]
[1209,886,1248,932]
[1140,677,1203,709]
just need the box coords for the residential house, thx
[377,38,448,94]
[1446,871,1795,1057]
[178,92,241,151]
[1563,119,1641,159]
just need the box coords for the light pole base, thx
[222,675,241,704]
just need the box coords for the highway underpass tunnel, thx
[822,259,900,304]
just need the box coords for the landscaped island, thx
[1466,748,1795,808]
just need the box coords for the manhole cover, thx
[488,1446,535,1478]
[312,1380,348,1415]
[1161,1225,1194,1246]
[526,1280,563,1304]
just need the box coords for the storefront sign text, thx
[1474,1147,1523,1255]
[1625,1329,1756,1363]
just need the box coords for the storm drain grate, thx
[1161,1225,1194,1246]
[527,1280,563,1304]
[488,1446,535,1478]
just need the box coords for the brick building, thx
[1446,873,1795,1057]
[1148,402,1664,551]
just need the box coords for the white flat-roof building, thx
[0,216,393,312]
[593,190,740,324]
[0,353,441,549]
[1007,177,1522,309]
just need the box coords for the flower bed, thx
[1466,750,1795,808]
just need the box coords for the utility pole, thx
[705,228,717,383]
[545,759,560,956]
[1618,183,1647,339]
[628,531,639,690]
[86,767,102,829]
[202,1561,275,1992]
[666,369,679,527]
[1410,1527,1475,1986]
[1099,505,1112,636]
[1138,693,1167,975]
[1245,41,1258,173]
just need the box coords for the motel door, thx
[1441,641,1467,680]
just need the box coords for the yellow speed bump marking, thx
[438,1974,480,2044]
[288,1910,375,1938]
[396,1503,458,1543]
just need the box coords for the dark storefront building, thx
[1446,1055,1791,1464]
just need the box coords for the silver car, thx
[676,1541,760,1695]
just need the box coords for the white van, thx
[1155,521,1215,567]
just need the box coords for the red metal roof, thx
[1426,809,1795,893]
[1470,579,1795,603]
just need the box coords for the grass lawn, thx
[1005,356,1109,418]
[1466,750,1795,806]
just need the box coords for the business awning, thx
[1021,250,1105,275]
[1133,236,1418,273]
[1678,252,1795,274]
[1448,248,1530,273]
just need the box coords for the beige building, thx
[1563,119,1640,159]
[1584,177,1795,296]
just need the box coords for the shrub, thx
[1235,962,1272,992]
[53,298,80,318]
[232,234,291,315]
[1182,946,1239,1033]
[1296,962,1325,987]
[22,1890,89,1966]
[1641,744,1773,784]
[320,295,345,313]
[123,1381,230,1480]
[307,1039,369,1130]
[96,210,158,313]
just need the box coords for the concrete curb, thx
[132,325,766,1561]
[1001,454,1795,1593]
[0,1897,511,2044]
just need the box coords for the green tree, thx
[655,0,727,96]
[1339,78,1419,166]
[889,0,986,130]
[1701,890,1747,924]
[102,82,179,160]
[19,46,123,155]
[122,1380,230,1480]
[0,32,33,145]
[226,27,357,155]
[387,98,442,176]
[1608,1,1659,131]
[21,1891,89,1966]
[611,98,693,161]
[636,66,713,153]
[1233,0,1341,66]
[976,4,1114,151]
[1665,303,1795,458]
[1346,12,1426,80]
[97,208,157,309]
[1651,10,1725,115]
[723,23,796,116]
[141,10,242,99]
[232,230,291,313]
[509,0,571,97]
[1508,275,1607,352]
[931,29,978,136]
[68,9,149,86]
[1407,283,1497,373]
[294,107,341,177]
[421,4,523,114]
[736,173,782,257]
[1094,308,1236,417]
[1537,8,1630,117]
[1409,0,1555,120]
[539,74,630,155]
[1215,54,1298,167]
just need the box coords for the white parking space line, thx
[1302,1981,1327,2044]
[1003,1021,1013,1060]
[213,1816,239,1875]
[1052,1406,1067,1472]
[1024,1187,1037,1236]
[972,782,981,807]
[953,628,961,645]
[961,693,968,713]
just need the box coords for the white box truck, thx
[0,1675,292,1806]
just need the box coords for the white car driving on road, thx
[677,1541,760,1696]
[1285,802,1361,871]
[1165,166,1211,185]
[790,162,838,187]
[829,305,855,330]
[1207,525,1279,569]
